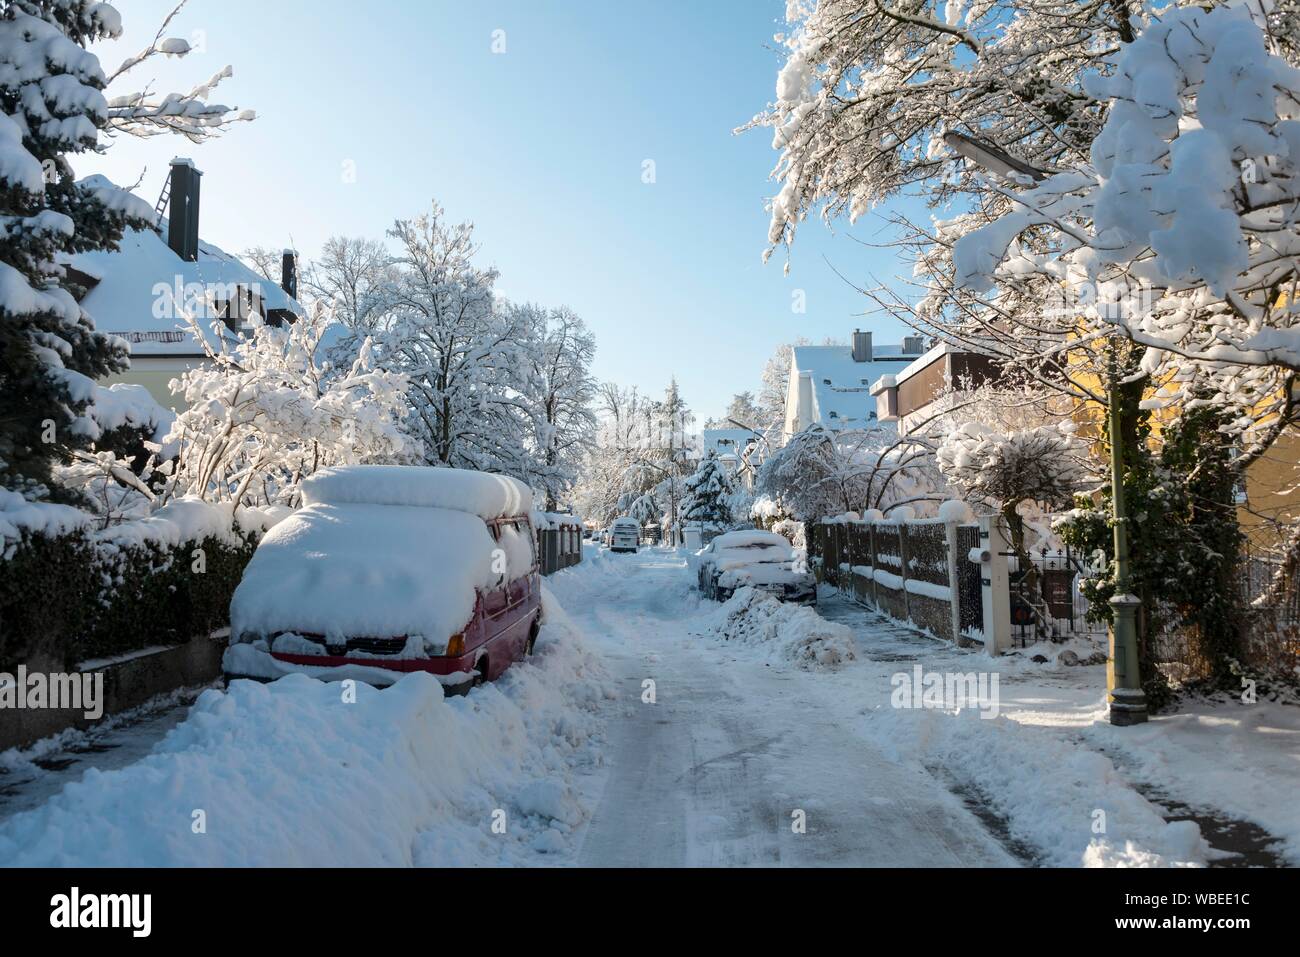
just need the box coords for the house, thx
[869,341,1001,436]
[782,331,927,439]
[872,339,1300,558]
[66,158,305,410]
[701,427,762,490]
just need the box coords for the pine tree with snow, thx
[682,450,735,528]
[0,0,252,497]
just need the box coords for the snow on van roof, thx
[301,466,534,520]
[231,503,499,644]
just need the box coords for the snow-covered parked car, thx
[223,466,542,695]
[610,517,640,553]
[695,530,815,605]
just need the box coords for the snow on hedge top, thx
[301,466,534,520]
[0,489,91,550]
[231,503,498,643]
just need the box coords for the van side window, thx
[497,519,535,578]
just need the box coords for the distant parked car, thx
[695,530,815,604]
[224,466,542,695]
[610,518,640,553]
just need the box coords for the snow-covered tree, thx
[758,342,796,438]
[573,380,699,534]
[100,0,254,141]
[0,0,249,497]
[743,0,1157,269]
[706,391,763,432]
[303,235,396,333]
[366,203,537,477]
[682,450,735,528]
[164,308,413,507]
[951,5,1300,400]
[937,421,1092,604]
[757,424,941,521]
[512,303,597,510]
[938,422,1090,520]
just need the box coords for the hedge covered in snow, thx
[0,495,271,673]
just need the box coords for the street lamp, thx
[943,131,1048,183]
[945,130,1148,726]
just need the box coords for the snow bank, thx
[1083,699,1300,865]
[230,503,497,644]
[302,465,533,520]
[861,703,1211,867]
[0,587,614,866]
[699,587,856,670]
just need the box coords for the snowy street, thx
[5,542,1294,868]
[563,549,1015,866]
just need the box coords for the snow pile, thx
[699,587,856,670]
[862,702,1212,867]
[1084,699,1300,865]
[303,465,533,520]
[0,588,614,866]
[230,503,498,644]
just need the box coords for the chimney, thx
[167,158,202,262]
[851,329,873,363]
[281,249,298,299]
[903,335,925,355]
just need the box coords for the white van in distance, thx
[610,518,640,553]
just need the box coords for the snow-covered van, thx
[610,518,640,553]
[223,466,541,694]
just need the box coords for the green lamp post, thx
[944,131,1148,726]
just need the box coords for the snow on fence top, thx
[538,511,582,530]
[301,466,534,520]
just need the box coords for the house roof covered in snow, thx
[67,224,304,357]
[790,344,920,433]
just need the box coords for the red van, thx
[223,466,542,694]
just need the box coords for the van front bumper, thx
[223,643,477,692]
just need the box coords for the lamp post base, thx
[1108,687,1149,726]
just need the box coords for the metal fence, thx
[538,526,583,576]
[811,517,1107,647]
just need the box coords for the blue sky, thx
[87,0,926,419]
